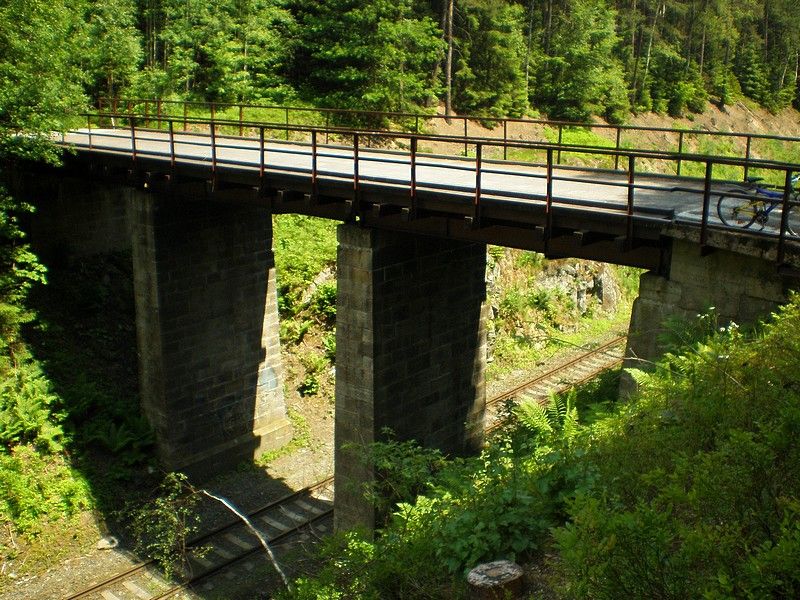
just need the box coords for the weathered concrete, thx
[129,190,291,476]
[624,238,792,388]
[334,225,488,531]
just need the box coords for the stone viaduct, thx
[10,143,799,531]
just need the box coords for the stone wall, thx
[624,239,791,389]
[129,190,290,476]
[28,178,132,261]
[334,225,488,531]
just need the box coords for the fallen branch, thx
[199,489,291,590]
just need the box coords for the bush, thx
[128,472,205,578]
[555,299,800,597]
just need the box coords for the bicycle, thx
[717,175,800,235]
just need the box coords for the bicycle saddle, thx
[746,176,765,183]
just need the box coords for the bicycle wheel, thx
[786,199,798,236]
[717,188,757,229]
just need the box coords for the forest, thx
[4,0,800,127]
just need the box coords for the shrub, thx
[128,472,206,578]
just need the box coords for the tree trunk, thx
[467,561,524,600]
[445,0,454,120]
[699,22,706,75]
[524,0,535,97]
[641,2,661,104]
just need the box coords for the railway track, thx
[485,335,626,430]
[64,336,626,600]
[65,478,333,600]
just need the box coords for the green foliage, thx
[128,472,205,579]
[452,0,528,117]
[530,0,629,122]
[83,0,142,99]
[0,0,85,158]
[0,360,63,452]
[273,215,337,317]
[309,282,337,324]
[322,331,336,363]
[362,432,448,523]
[515,392,580,449]
[287,295,800,599]
[0,191,47,356]
[0,444,93,535]
[555,298,800,597]
[297,0,442,116]
[297,351,328,396]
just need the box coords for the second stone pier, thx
[334,225,488,531]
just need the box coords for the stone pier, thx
[334,225,488,531]
[129,191,291,476]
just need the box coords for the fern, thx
[516,391,582,449]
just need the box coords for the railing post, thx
[210,102,216,123]
[87,114,93,149]
[744,135,752,181]
[285,107,290,141]
[352,133,360,215]
[210,120,217,178]
[463,117,468,156]
[614,127,621,170]
[473,142,482,226]
[677,131,685,176]
[183,102,188,132]
[311,129,318,198]
[545,147,554,246]
[415,115,420,134]
[700,161,713,247]
[777,168,793,265]
[130,118,137,162]
[157,98,162,129]
[325,113,330,144]
[410,136,418,217]
[144,100,149,128]
[557,124,563,165]
[626,155,637,248]
[239,104,244,137]
[503,120,508,161]
[166,119,175,169]
[259,126,266,180]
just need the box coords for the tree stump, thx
[467,560,525,599]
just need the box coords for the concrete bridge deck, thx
[59,127,800,270]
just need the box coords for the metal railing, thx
[97,97,800,181]
[71,111,800,264]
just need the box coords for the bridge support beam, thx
[334,225,488,532]
[129,192,291,477]
[624,239,791,391]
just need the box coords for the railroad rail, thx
[485,336,626,430]
[63,338,625,599]
[65,479,333,600]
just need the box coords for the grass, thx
[254,408,313,466]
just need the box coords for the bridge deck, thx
[58,128,800,270]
